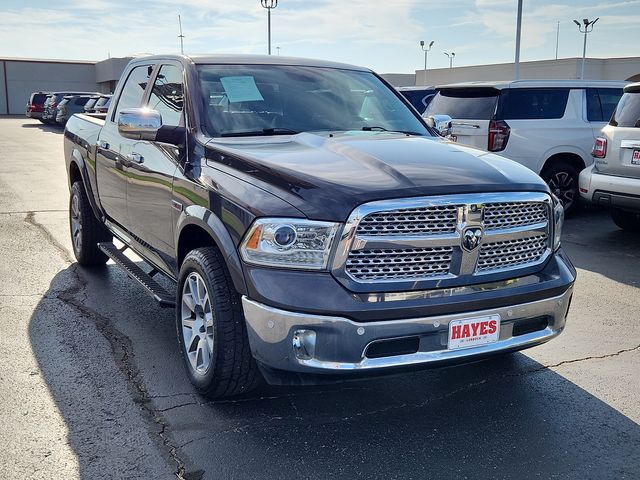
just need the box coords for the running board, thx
[98,242,176,308]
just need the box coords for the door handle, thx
[98,139,109,149]
[126,152,144,164]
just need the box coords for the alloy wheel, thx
[70,193,83,253]
[547,171,575,210]
[181,272,215,374]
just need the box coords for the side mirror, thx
[118,108,162,141]
[424,114,452,136]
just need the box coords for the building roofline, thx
[0,56,96,65]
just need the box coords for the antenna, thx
[178,14,185,55]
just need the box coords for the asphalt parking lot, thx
[0,116,639,480]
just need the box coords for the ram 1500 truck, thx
[64,55,575,398]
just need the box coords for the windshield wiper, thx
[361,126,425,136]
[220,127,300,137]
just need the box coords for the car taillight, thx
[488,119,510,152]
[592,137,607,158]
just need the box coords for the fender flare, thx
[176,205,248,295]
[539,145,590,174]
[68,147,103,221]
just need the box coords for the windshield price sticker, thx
[220,76,265,103]
[448,315,500,350]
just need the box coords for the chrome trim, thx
[241,287,572,373]
[331,192,552,286]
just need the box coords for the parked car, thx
[25,92,50,119]
[83,95,101,113]
[42,91,96,124]
[580,82,640,231]
[397,86,436,114]
[56,94,94,125]
[63,54,574,398]
[90,94,112,114]
[424,80,625,213]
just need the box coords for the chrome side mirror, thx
[424,114,452,136]
[118,108,162,141]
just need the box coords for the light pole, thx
[419,40,434,85]
[444,52,455,69]
[261,0,278,55]
[178,14,185,55]
[573,17,598,79]
[514,0,522,79]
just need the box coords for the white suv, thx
[424,80,625,212]
[580,82,640,231]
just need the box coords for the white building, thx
[382,56,640,87]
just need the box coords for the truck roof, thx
[436,79,628,90]
[129,54,370,72]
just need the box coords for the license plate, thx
[448,315,500,350]
[632,150,640,165]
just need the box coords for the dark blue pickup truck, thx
[63,54,575,397]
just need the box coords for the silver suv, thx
[580,82,640,231]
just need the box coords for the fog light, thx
[292,329,316,360]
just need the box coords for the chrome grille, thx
[346,247,453,280]
[357,205,458,236]
[337,193,552,284]
[477,234,548,272]
[484,202,547,231]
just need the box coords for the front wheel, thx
[177,248,261,398]
[542,162,579,215]
[611,209,640,232]
[69,181,111,265]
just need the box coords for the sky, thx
[1,0,638,73]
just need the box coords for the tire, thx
[542,162,579,215]
[69,181,111,265]
[177,247,261,398]
[611,209,640,232]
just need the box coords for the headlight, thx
[551,194,564,250]
[240,218,340,270]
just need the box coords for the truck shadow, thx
[20,121,63,133]
[562,204,639,288]
[29,263,640,479]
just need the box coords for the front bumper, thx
[580,165,640,211]
[243,284,573,378]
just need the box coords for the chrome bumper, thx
[242,287,573,374]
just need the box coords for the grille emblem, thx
[462,228,483,251]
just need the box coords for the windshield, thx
[197,65,431,137]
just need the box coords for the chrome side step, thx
[98,242,176,308]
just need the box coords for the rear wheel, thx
[69,181,111,265]
[611,209,640,232]
[177,247,261,398]
[542,162,579,214]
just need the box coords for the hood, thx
[204,131,548,221]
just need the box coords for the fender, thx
[176,205,248,295]
[538,144,591,174]
[68,147,104,222]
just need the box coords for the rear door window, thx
[112,65,154,122]
[424,88,498,119]
[611,91,640,128]
[498,88,569,120]
[586,88,624,121]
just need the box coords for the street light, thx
[573,17,599,79]
[261,0,278,55]
[419,40,434,85]
[444,52,456,69]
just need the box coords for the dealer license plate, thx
[631,150,640,165]
[448,315,501,350]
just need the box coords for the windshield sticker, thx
[220,76,264,103]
